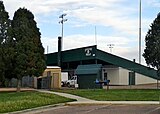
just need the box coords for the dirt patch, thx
[0,88,35,92]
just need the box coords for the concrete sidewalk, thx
[36,89,95,102]
[36,90,160,105]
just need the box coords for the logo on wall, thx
[85,48,92,56]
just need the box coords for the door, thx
[129,72,135,85]
[104,73,108,80]
[53,73,60,88]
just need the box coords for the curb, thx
[66,101,160,106]
[7,103,65,114]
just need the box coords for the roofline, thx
[96,49,153,70]
[46,45,97,55]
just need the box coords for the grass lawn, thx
[54,89,160,101]
[0,91,75,113]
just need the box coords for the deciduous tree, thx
[143,13,160,78]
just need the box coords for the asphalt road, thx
[32,105,160,114]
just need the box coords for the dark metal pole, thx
[58,36,62,67]
[157,79,159,89]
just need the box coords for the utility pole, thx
[95,26,97,45]
[47,45,49,54]
[139,0,142,64]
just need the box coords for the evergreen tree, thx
[143,13,160,78]
[4,30,17,81]
[0,1,10,86]
[11,8,46,91]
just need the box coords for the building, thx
[46,45,159,87]
[37,66,61,89]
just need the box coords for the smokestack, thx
[58,36,62,67]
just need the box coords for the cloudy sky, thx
[2,0,160,65]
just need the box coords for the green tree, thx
[0,1,10,86]
[4,30,17,82]
[143,13,160,78]
[11,8,46,91]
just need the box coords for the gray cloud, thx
[3,0,142,36]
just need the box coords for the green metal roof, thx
[75,64,102,75]
[46,45,159,80]
[46,52,57,65]
[46,45,97,65]
[62,45,96,62]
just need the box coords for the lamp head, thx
[59,13,67,18]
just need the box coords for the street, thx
[31,104,160,114]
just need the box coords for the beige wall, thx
[119,68,156,85]
[104,67,119,85]
[42,67,61,89]
[136,73,156,85]
[103,66,156,85]
[119,68,129,85]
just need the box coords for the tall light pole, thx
[59,13,67,50]
[139,0,142,64]
[47,45,49,54]
[95,26,97,45]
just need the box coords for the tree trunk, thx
[17,79,21,92]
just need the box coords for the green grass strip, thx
[0,91,75,113]
[54,89,160,101]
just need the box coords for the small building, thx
[75,64,102,89]
[37,66,61,89]
[46,45,159,88]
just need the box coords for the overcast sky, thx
[3,0,160,65]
